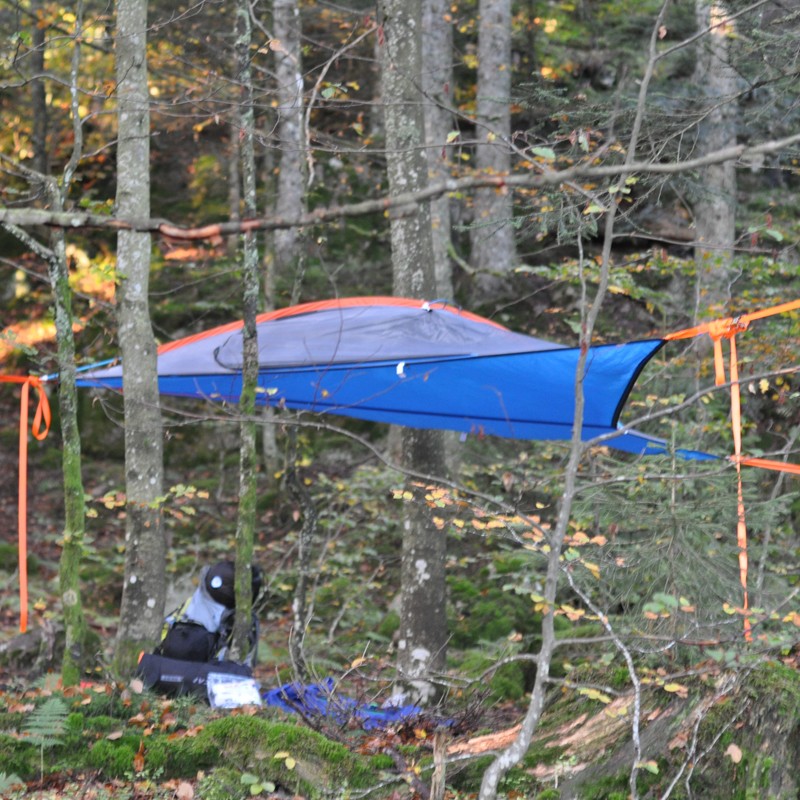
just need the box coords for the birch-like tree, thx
[112,0,166,674]
[380,0,448,704]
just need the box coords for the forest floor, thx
[3,381,800,800]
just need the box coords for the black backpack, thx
[158,619,224,662]
[155,562,262,665]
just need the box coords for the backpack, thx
[155,562,261,666]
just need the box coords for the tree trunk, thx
[260,0,305,473]
[30,0,48,177]
[49,3,91,682]
[49,219,90,686]
[692,2,738,316]
[380,0,448,704]
[272,0,306,278]
[470,0,515,301]
[113,0,166,675]
[422,0,455,299]
[231,0,259,661]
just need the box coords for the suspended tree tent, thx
[4,296,799,635]
[74,296,709,456]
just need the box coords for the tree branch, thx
[2,132,799,237]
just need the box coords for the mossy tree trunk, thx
[230,0,259,661]
[48,215,90,687]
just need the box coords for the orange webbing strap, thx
[0,376,51,633]
[724,334,752,641]
[665,298,800,640]
[737,457,800,475]
[663,298,800,343]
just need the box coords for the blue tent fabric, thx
[76,296,713,458]
[263,678,422,730]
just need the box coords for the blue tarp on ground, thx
[263,678,422,730]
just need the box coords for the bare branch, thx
[3,132,799,237]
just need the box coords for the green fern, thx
[0,772,25,795]
[22,696,69,779]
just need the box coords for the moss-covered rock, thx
[165,716,395,797]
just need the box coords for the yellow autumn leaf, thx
[578,687,612,703]
[583,561,601,579]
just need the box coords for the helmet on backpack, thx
[205,561,263,608]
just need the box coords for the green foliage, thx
[22,696,69,777]
[457,651,528,701]
[0,772,24,796]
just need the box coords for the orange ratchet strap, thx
[0,376,51,633]
[665,298,800,640]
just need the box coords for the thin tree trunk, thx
[231,0,259,661]
[30,0,48,177]
[50,0,90,687]
[470,0,515,300]
[478,5,671,796]
[286,427,314,679]
[380,0,448,704]
[113,0,166,675]
[1,2,90,684]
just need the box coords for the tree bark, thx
[422,0,455,299]
[49,2,90,685]
[113,0,166,675]
[470,0,515,300]
[231,0,259,662]
[692,2,738,316]
[272,0,306,278]
[380,0,448,704]
[49,214,90,686]
[30,0,48,177]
